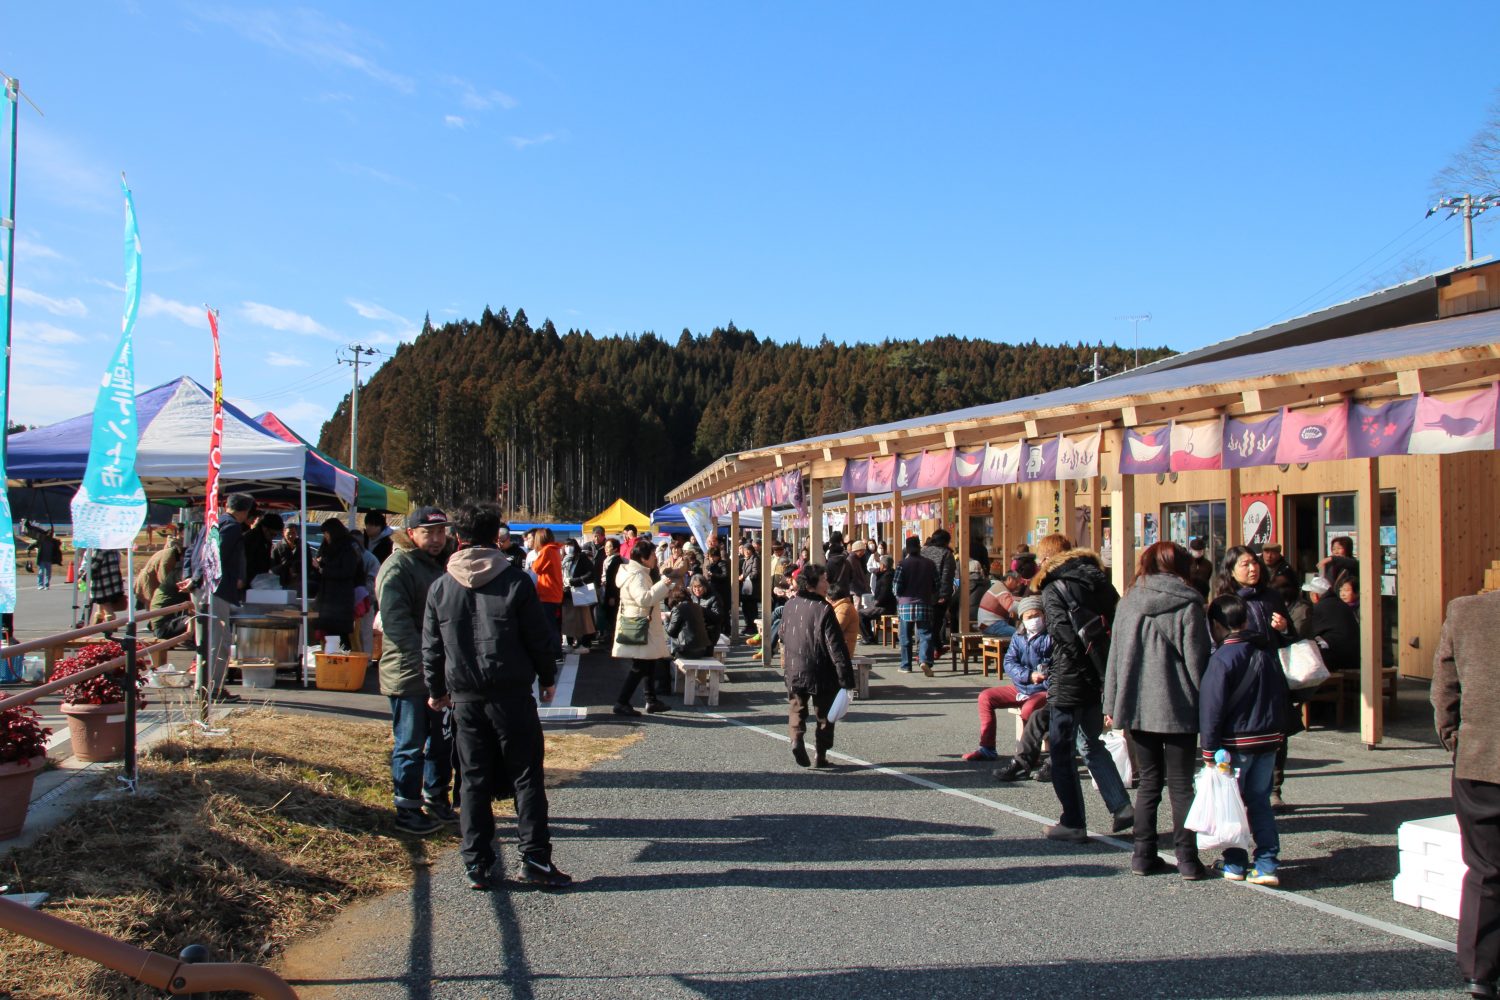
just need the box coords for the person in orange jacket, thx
[528,528,566,660]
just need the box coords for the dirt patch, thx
[0,709,638,999]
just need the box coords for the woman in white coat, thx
[612,543,681,715]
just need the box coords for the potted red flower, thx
[0,705,52,839]
[48,640,145,763]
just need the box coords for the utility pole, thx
[1,73,41,468]
[1428,193,1499,263]
[1115,314,1151,369]
[1081,346,1109,383]
[337,344,380,470]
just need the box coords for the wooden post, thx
[761,505,774,667]
[892,490,903,556]
[993,486,1007,559]
[1111,473,1137,596]
[1225,467,1243,549]
[1359,459,1384,747]
[1087,476,1102,552]
[847,493,858,545]
[1058,478,1076,546]
[957,487,972,629]
[728,508,740,647]
[809,475,825,565]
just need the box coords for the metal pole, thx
[349,353,360,471]
[2,76,18,461]
[1464,194,1475,263]
[122,548,137,790]
[299,477,309,684]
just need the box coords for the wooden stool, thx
[850,655,872,700]
[1301,671,1348,729]
[675,658,726,706]
[879,614,898,647]
[952,631,986,675]
[980,636,1008,677]
[714,637,729,664]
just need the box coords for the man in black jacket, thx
[422,502,572,891]
[179,492,255,704]
[1032,535,1135,847]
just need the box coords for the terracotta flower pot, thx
[61,702,127,763]
[0,757,46,839]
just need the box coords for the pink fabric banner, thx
[916,448,955,489]
[1275,403,1348,465]
[867,455,896,492]
[1170,419,1223,471]
[1409,383,1498,454]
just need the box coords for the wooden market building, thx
[668,259,1500,747]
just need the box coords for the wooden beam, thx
[1122,393,1241,426]
[1359,459,1384,747]
[892,491,903,557]
[1242,373,1398,413]
[944,430,957,448]
[955,487,970,631]
[1396,353,1500,396]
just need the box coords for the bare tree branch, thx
[1433,87,1500,197]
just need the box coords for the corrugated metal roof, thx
[762,306,1500,452]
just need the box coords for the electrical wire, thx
[1260,216,1433,327]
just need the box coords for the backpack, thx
[1053,577,1116,678]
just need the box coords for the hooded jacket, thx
[421,545,556,702]
[531,542,564,604]
[611,558,672,660]
[1103,573,1211,733]
[376,530,448,699]
[1033,548,1119,708]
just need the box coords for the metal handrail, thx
[0,629,191,714]
[0,896,299,999]
[1,601,192,659]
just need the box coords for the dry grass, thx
[0,709,638,999]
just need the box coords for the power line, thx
[1428,192,1500,262]
[1262,216,1429,326]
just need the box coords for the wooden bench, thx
[713,636,729,664]
[951,630,986,675]
[674,658,726,706]
[1301,671,1347,729]
[850,655,872,700]
[980,636,1009,677]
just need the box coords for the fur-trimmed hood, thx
[1032,548,1104,591]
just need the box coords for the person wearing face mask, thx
[966,596,1051,763]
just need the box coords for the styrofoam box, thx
[1397,814,1463,860]
[245,589,293,604]
[1399,849,1468,892]
[1393,871,1461,920]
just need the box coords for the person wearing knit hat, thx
[963,597,1052,771]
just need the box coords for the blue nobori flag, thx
[0,171,13,612]
[70,178,147,549]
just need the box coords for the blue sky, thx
[3,2,1497,439]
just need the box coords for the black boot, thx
[994,757,1031,782]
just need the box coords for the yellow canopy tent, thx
[583,498,654,535]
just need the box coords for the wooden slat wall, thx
[1437,262,1500,319]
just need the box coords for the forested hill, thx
[316,308,1170,518]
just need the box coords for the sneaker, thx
[424,799,459,826]
[519,856,573,889]
[613,703,641,717]
[792,744,811,768]
[962,747,1000,762]
[394,807,443,836]
[645,701,671,714]
[1246,869,1280,887]
[994,758,1031,782]
[1033,762,1052,783]
[919,662,934,677]
[1111,804,1135,834]
[1044,824,1089,844]
[1217,862,1246,881]
[466,863,494,890]
[897,666,913,674]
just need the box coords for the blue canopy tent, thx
[649,503,690,533]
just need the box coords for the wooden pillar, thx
[1111,474,1137,596]
[993,486,1007,557]
[808,476,825,566]
[761,505,774,667]
[1058,478,1076,546]
[1087,476,1102,552]
[892,490,904,556]
[1225,467,1243,549]
[847,493,858,544]
[728,508,740,647]
[1359,459,1385,747]
[957,487,972,629]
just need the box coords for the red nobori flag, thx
[198,308,225,593]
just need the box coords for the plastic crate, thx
[314,653,369,692]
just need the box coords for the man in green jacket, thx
[377,506,453,835]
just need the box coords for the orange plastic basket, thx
[314,653,369,692]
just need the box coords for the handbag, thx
[570,582,598,607]
[616,614,650,646]
[1278,639,1330,690]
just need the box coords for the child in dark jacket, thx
[1201,594,1290,886]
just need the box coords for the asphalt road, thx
[282,640,1465,1000]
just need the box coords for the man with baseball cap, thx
[376,505,456,835]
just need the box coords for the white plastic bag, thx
[570,582,599,607]
[827,688,852,723]
[1091,729,1133,790]
[1185,762,1253,852]
[1279,639,1330,689]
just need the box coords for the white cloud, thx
[14,236,63,261]
[507,132,558,150]
[16,320,85,345]
[241,301,337,340]
[348,299,419,344]
[194,6,415,93]
[13,339,77,377]
[347,299,408,325]
[267,351,309,367]
[142,293,209,328]
[444,114,467,129]
[14,287,88,318]
[444,76,518,112]
[89,277,128,293]
[265,398,331,436]
[11,380,95,426]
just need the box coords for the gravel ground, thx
[282,640,1465,1000]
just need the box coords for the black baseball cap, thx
[407,506,450,529]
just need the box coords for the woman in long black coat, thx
[314,517,361,649]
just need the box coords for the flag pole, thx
[122,547,138,791]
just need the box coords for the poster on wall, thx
[1035,517,1049,539]
[1168,511,1189,546]
[1241,491,1278,548]
[1142,513,1159,546]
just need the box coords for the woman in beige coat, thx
[612,543,680,715]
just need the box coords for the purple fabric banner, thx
[1118,426,1170,475]
[894,454,923,491]
[951,447,985,486]
[1348,397,1417,458]
[867,455,895,492]
[1021,437,1058,482]
[1222,412,1282,469]
[841,458,870,495]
